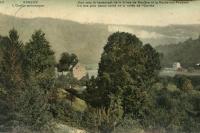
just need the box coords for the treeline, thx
[0,29,87,133]
[0,29,56,132]
[79,32,200,133]
[156,36,200,68]
[0,30,200,133]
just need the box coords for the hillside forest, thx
[156,36,200,68]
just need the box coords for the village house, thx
[72,63,87,80]
[55,63,87,80]
[172,62,182,71]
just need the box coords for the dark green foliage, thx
[24,30,55,74]
[24,30,56,91]
[79,95,123,133]
[195,85,200,91]
[83,32,200,132]
[1,28,200,133]
[21,30,56,130]
[18,76,53,131]
[0,29,25,130]
[80,32,163,133]
[83,76,101,107]
[0,29,56,132]
[143,44,161,85]
[55,73,79,89]
[86,32,161,121]
[149,86,200,133]
[122,85,150,121]
[0,29,24,91]
[174,75,193,91]
[49,96,84,128]
[114,115,142,133]
[0,35,6,62]
[50,92,123,133]
[79,73,90,86]
[183,91,200,132]
[182,75,200,88]
[161,75,200,89]
[57,52,78,72]
[156,37,200,68]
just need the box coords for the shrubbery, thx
[0,30,199,133]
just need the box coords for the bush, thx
[114,116,143,133]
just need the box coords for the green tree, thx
[174,75,193,92]
[83,76,101,107]
[96,32,143,106]
[24,30,56,91]
[150,87,197,132]
[21,30,56,130]
[142,44,161,87]
[0,29,24,91]
[181,79,193,91]
[85,32,161,129]
[57,52,78,72]
[0,29,25,130]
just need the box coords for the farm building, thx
[55,63,87,80]
[72,63,87,80]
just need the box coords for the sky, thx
[0,0,200,26]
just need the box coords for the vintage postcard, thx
[0,0,200,133]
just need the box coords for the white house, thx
[172,62,182,70]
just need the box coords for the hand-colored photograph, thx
[0,0,200,133]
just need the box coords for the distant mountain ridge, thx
[0,13,109,64]
[0,13,200,65]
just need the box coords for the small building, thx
[72,63,87,80]
[173,62,182,71]
[55,63,87,80]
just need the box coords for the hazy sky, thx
[0,0,200,26]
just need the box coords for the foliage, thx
[57,52,78,72]
[55,73,79,89]
[0,29,24,91]
[24,30,55,84]
[85,32,161,125]
[1,29,200,133]
[148,79,200,133]
[142,44,161,85]
[18,75,53,132]
[114,115,143,133]
[0,29,56,132]
[80,95,123,133]
[156,37,200,68]
[50,93,123,133]
[174,75,193,91]
[82,32,199,133]
[82,76,100,107]
[0,29,25,130]
[21,30,56,130]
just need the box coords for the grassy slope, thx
[56,88,87,112]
